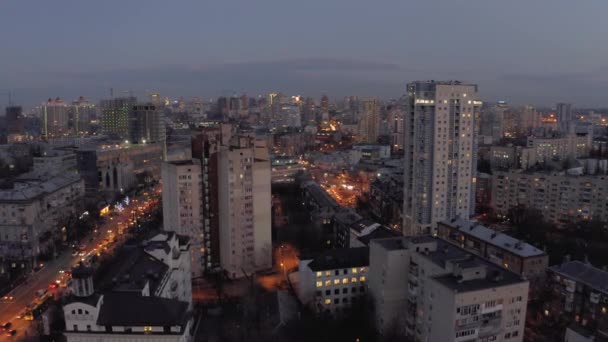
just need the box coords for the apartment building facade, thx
[368,236,529,342]
[403,81,482,236]
[491,170,608,227]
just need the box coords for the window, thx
[325,290,330,295]
[144,326,153,333]
[316,281,323,288]
[351,277,358,283]
[359,276,366,282]
[325,271,331,276]
[335,270,339,276]
[78,309,82,314]
[73,325,78,332]
[325,280,331,286]
[342,288,348,294]
[316,272,322,277]
[342,278,349,284]
[334,289,339,295]
[324,299,331,305]
[352,268,358,274]
[334,298,339,304]
[334,279,340,285]
[86,325,91,332]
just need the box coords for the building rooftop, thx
[550,260,608,294]
[96,246,168,294]
[0,172,81,203]
[441,218,545,258]
[97,292,189,327]
[357,226,402,246]
[167,159,197,166]
[301,181,340,210]
[306,247,369,272]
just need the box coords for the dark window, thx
[352,287,357,293]
[325,290,330,295]
[334,298,339,304]
[342,288,348,294]
[73,325,78,331]
[77,309,82,314]
[86,325,91,332]
[124,327,132,333]
[342,298,348,303]
[343,269,347,275]
[316,291,322,296]
[164,326,171,333]
[360,286,365,292]
[105,326,113,332]
[334,270,339,275]
[334,289,339,295]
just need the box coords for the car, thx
[5,329,16,337]
[48,283,58,289]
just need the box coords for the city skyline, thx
[2,1,608,107]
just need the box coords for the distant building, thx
[297,247,369,315]
[70,96,98,134]
[368,236,529,341]
[527,134,591,163]
[100,97,137,138]
[32,149,78,177]
[62,232,194,342]
[74,142,163,196]
[41,97,70,138]
[387,108,405,152]
[6,106,24,135]
[564,324,608,342]
[357,98,380,143]
[557,103,574,133]
[129,103,165,145]
[491,170,608,227]
[403,81,482,235]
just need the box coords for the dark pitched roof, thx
[306,247,369,271]
[550,260,608,294]
[96,246,168,294]
[97,293,189,327]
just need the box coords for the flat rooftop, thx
[550,260,608,294]
[440,218,546,258]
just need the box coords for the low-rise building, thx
[297,247,369,315]
[63,232,194,342]
[369,236,529,341]
[438,219,548,293]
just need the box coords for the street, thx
[0,186,161,341]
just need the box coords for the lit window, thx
[360,267,366,273]
[334,279,340,285]
[316,281,323,288]
[316,272,322,277]
[325,299,331,305]
[325,271,331,276]
[342,278,349,284]
[360,276,366,282]
[602,307,607,314]
[504,263,509,269]
[325,280,331,286]
[351,277,358,283]
[352,268,358,274]
[144,326,152,333]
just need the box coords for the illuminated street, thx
[0,186,161,341]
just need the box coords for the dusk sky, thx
[1,1,607,107]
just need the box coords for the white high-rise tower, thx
[403,81,481,236]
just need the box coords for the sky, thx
[1,0,607,108]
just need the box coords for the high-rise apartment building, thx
[41,97,70,138]
[403,81,481,236]
[70,96,97,134]
[129,103,165,145]
[557,102,573,133]
[218,135,272,279]
[161,160,204,276]
[358,98,380,143]
[100,96,137,138]
[5,106,24,135]
[368,236,529,341]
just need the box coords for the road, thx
[0,187,160,341]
